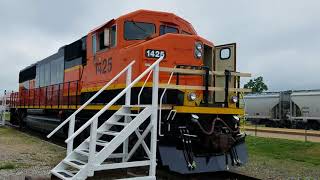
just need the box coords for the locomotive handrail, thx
[65,56,164,143]
[157,84,252,93]
[137,69,153,107]
[47,60,136,139]
[158,66,176,136]
[144,65,251,77]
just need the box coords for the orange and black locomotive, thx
[9,10,251,174]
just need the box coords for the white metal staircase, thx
[47,56,164,180]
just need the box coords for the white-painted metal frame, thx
[49,56,163,180]
[64,56,163,144]
[47,61,135,155]
[0,92,10,126]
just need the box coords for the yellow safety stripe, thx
[81,82,152,93]
[64,65,82,72]
[173,106,244,115]
[16,105,244,115]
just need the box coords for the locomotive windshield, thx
[160,25,178,35]
[124,21,155,40]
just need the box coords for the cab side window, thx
[92,34,97,55]
[110,25,116,47]
[160,25,178,35]
[98,31,106,51]
[92,24,117,54]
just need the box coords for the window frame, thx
[181,30,192,35]
[220,47,231,60]
[124,21,156,41]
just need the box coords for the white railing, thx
[67,56,163,178]
[137,70,153,107]
[65,56,163,142]
[0,92,10,126]
[57,55,163,164]
[47,60,135,154]
[158,66,176,136]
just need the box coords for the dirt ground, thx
[1,126,320,180]
[0,127,65,180]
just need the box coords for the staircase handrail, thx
[47,60,136,138]
[65,56,164,143]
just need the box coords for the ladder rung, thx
[98,130,120,136]
[63,159,86,169]
[51,169,74,179]
[106,121,128,126]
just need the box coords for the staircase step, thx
[86,139,109,146]
[74,149,96,156]
[98,130,120,136]
[106,121,128,126]
[51,169,74,179]
[63,159,86,169]
[116,112,139,117]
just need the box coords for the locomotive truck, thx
[8,10,251,179]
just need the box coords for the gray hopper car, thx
[243,90,320,130]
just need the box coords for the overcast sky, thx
[0,0,319,94]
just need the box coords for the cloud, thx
[0,0,319,93]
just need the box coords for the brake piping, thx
[193,117,242,169]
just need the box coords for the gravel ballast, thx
[0,127,65,179]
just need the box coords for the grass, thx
[0,163,16,170]
[0,126,66,168]
[237,136,320,179]
[246,135,320,165]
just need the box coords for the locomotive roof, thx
[20,10,197,73]
[90,9,197,35]
[19,47,64,73]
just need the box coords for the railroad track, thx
[156,169,259,180]
[87,168,260,180]
[4,123,258,180]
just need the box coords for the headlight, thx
[188,92,197,101]
[231,96,238,103]
[195,51,202,58]
[196,43,202,51]
[194,42,203,59]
